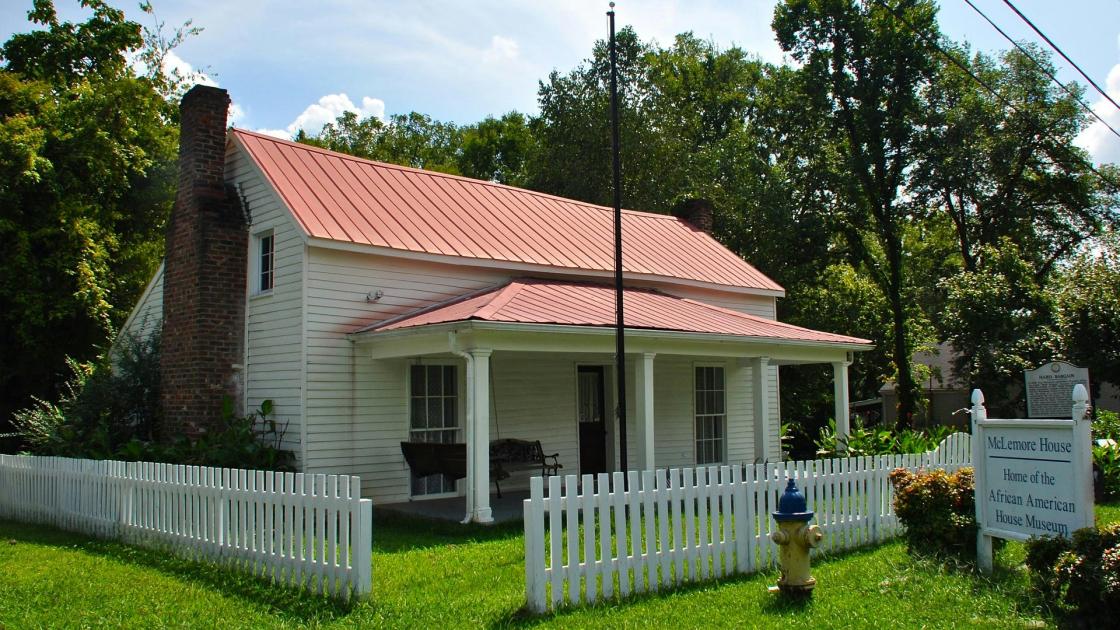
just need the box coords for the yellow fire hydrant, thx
[770,478,823,596]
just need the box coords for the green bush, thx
[889,466,978,557]
[13,330,162,457]
[1025,524,1120,624]
[1093,410,1120,499]
[816,418,956,457]
[11,329,293,471]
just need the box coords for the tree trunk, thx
[884,217,919,429]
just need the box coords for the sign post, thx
[972,385,1093,574]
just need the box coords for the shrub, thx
[889,467,978,557]
[816,419,956,457]
[10,329,293,471]
[1025,524,1120,623]
[13,330,162,458]
[1093,410,1120,499]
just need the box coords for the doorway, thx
[577,365,608,475]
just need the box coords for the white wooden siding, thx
[661,284,777,319]
[303,249,510,499]
[119,264,163,342]
[301,248,784,501]
[227,145,305,463]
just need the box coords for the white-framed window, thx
[409,363,460,496]
[255,230,274,294]
[695,365,726,465]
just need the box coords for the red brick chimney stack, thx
[674,198,714,234]
[160,85,246,439]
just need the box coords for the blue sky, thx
[2,1,1119,162]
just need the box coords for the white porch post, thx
[470,349,493,524]
[635,352,656,471]
[751,356,771,463]
[832,360,851,454]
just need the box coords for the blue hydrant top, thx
[773,478,814,523]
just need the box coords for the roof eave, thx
[349,319,873,351]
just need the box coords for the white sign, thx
[982,427,1082,537]
[1025,362,1090,418]
[971,386,1093,574]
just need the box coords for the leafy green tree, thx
[458,112,535,186]
[941,239,1063,415]
[1052,234,1120,405]
[773,0,941,427]
[915,45,1117,276]
[301,110,463,174]
[0,0,181,429]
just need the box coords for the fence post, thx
[353,497,373,601]
[732,464,748,574]
[524,475,546,613]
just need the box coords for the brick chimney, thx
[160,85,246,439]
[673,198,714,234]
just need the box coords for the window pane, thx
[409,364,459,496]
[443,366,456,397]
[427,366,443,396]
[713,367,724,390]
[427,398,442,427]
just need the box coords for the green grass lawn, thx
[2,502,1117,629]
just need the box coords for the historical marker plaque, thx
[1025,362,1089,419]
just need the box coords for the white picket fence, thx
[0,454,373,600]
[523,432,971,612]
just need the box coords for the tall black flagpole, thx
[608,2,628,480]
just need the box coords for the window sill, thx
[251,290,274,300]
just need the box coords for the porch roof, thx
[354,279,870,346]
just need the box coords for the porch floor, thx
[378,490,529,524]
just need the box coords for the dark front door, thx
[578,366,607,475]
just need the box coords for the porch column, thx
[751,356,771,463]
[635,352,656,471]
[470,349,493,524]
[832,360,851,455]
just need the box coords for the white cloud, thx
[129,49,217,88]
[255,128,294,140]
[483,35,520,63]
[228,102,246,126]
[1075,62,1120,165]
[257,93,387,140]
[162,50,217,87]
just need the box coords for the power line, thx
[1000,0,1120,118]
[963,0,1120,143]
[867,0,1120,192]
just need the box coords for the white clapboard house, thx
[123,86,870,523]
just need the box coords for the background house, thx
[123,86,870,522]
[874,342,1120,427]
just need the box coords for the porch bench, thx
[489,438,562,479]
[399,439,560,499]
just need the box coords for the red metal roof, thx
[359,279,869,345]
[231,129,784,293]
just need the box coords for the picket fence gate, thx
[0,454,373,600]
[523,432,971,612]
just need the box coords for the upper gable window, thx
[257,231,274,294]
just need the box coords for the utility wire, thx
[867,0,1120,192]
[963,0,1120,143]
[1000,0,1120,117]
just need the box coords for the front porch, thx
[350,281,867,524]
[379,489,530,524]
